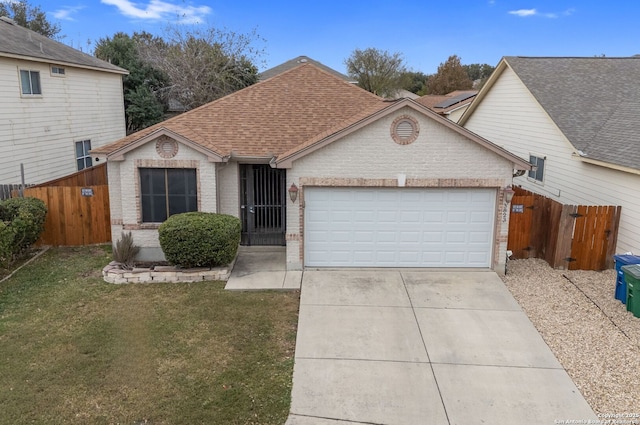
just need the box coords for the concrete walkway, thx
[224,246,301,290]
[287,270,597,425]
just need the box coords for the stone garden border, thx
[102,256,236,284]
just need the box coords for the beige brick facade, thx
[108,137,218,261]
[285,107,514,272]
[107,106,516,272]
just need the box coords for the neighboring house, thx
[259,55,355,82]
[93,62,531,273]
[0,16,127,186]
[460,56,640,255]
[416,90,477,122]
[386,88,420,100]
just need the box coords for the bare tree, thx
[425,55,473,95]
[138,24,264,111]
[345,48,408,98]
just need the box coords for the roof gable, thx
[0,17,127,74]
[463,56,640,171]
[275,98,532,170]
[259,55,354,82]
[105,127,225,162]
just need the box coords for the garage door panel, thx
[424,212,444,223]
[470,210,492,223]
[400,211,421,223]
[447,211,468,223]
[468,251,490,265]
[377,211,398,222]
[446,232,467,243]
[305,187,495,267]
[422,251,444,263]
[423,231,444,242]
[470,231,491,243]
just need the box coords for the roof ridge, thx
[507,55,640,60]
[0,17,127,73]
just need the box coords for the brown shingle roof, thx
[259,55,354,82]
[93,62,383,158]
[416,90,477,114]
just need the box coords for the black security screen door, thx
[240,164,286,245]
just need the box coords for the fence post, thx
[605,206,622,269]
[552,204,576,269]
[20,163,25,198]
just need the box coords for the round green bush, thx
[0,197,47,255]
[158,212,241,268]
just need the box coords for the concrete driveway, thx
[286,270,596,425]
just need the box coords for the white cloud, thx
[101,0,212,23]
[508,7,575,18]
[508,8,537,17]
[52,5,85,21]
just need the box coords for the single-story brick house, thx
[92,62,531,273]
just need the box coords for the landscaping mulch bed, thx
[502,258,640,415]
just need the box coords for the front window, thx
[20,70,41,95]
[140,168,197,222]
[75,140,93,170]
[528,155,545,182]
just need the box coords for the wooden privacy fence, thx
[508,187,621,270]
[15,164,111,246]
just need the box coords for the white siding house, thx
[0,16,127,186]
[460,57,640,255]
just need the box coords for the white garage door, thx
[304,187,496,267]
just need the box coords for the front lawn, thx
[0,246,299,425]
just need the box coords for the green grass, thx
[0,246,299,425]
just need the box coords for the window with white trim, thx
[20,70,41,95]
[528,155,545,182]
[51,66,65,76]
[140,168,198,222]
[75,140,93,171]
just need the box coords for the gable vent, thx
[390,115,420,145]
[155,137,179,158]
[396,121,414,138]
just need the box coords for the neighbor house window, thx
[51,66,65,76]
[140,168,197,222]
[75,140,93,170]
[20,70,41,95]
[528,155,545,182]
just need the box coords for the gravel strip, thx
[502,258,640,414]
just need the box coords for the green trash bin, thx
[622,264,640,318]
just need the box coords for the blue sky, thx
[37,0,640,74]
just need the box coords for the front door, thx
[239,164,286,245]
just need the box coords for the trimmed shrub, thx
[158,212,241,268]
[0,221,15,268]
[0,197,47,256]
[112,231,140,270]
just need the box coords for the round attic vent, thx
[391,115,419,145]
[156,137,179,158]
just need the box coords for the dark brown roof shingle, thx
[94,62,383,158]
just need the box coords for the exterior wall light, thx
[288,183,299,203]
[504,186,516,204]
